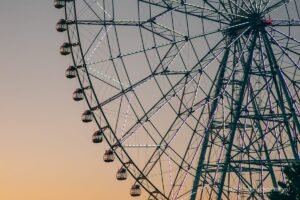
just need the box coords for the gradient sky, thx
[0,1,141,199]
[3,1,299,200]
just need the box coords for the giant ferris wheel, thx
[55,0,300,199]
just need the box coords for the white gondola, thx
[103,149,115,162]
[59,43,71,55]
[56,19,67,32]
[92,130,103,143]
[54,0,73,9]
[130,184,141,197]
[65,66,76,79]
[116,167,127,181]
[54,0,65,9]
[81,110,93,123]
[72,89,84,101]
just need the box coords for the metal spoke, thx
[139,0,232,24]
[262,0,291,15]
[76,19,147,26]
[270,19,300,26]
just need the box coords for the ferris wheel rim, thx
[59,0,300,199]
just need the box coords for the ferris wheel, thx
[55,0,300,199]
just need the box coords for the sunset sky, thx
[2,1,300,200]
[0,1,140,199]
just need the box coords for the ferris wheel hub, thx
[225,13,273,38]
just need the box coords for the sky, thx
[0,1,140,199]
[2,1,300,200]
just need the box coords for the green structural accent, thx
[216,32,258,200]
[261,31,300,159]
[190,47,231,200]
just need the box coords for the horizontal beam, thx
[270,19,300,26]
[76,20,147,26]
